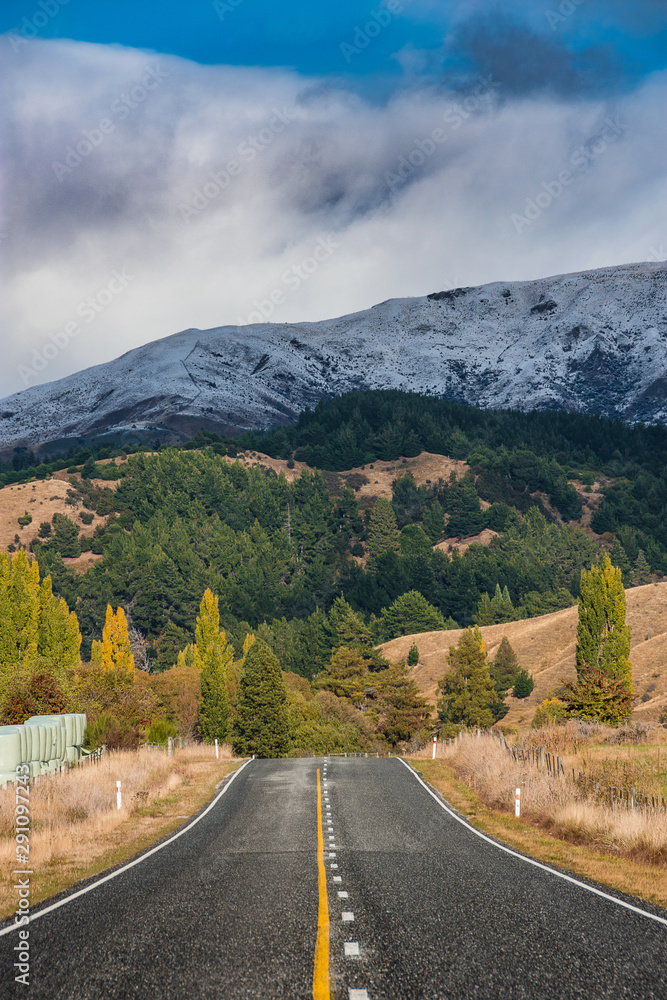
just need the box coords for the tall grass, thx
[439,731,667,866]
[0,744,234,873]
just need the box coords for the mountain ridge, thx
[2,260,665,455]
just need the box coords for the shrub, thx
[513,669,534,699]
[17,512,32,527]
[146,719,179,744]
[531,698,567,729]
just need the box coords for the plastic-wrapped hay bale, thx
[61,714,76,748]
[0,726,29,764]
[24,721,50,760]
[26,715,66,762]
[0,728,23,773]
[76,713,87,747]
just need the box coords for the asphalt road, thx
[1,757,667,999]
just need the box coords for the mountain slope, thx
[2,261,666,453]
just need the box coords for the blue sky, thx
[2,0,665,87]
[1,1,665,396]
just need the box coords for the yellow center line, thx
[313,767,331,1000]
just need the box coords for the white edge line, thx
[0,758,253,937]
[398,757,667,929]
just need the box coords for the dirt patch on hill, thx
[0,478,108,553]
[435,528,500,555]
[379,582,667,729]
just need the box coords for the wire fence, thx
[490,729,667,814]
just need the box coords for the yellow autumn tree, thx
[0,550,81,672]
[91,605,135,673]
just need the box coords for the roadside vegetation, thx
[0,745,240,918]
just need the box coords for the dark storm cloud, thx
[444,12,627,98]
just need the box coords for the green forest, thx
[2,389,662,752]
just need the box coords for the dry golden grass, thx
[0,744,242,917]
[382,581,667,728]
[0,478,109,553]
[423,731,667,871]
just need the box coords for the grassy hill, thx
[380,582,667,729]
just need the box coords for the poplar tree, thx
[195,589,234,742]
[91,605,135,673]
[565,554,633,724]
[437,626,496,728]
[0,551,81,671]
[232,638,290,757]
[576,554,632,692]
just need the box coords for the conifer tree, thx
[374,663,431,745]
[232,638,290,757]
[422,500,446,543]
[632,550,651,586]
[437,626,496,728]
[491,635,519,694]
[381,590,446,639]
[407,642,419,666]
[315,645,370,706]
[367,497,401,567]
[91,605,135,673]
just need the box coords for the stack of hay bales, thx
[0,713,87,784]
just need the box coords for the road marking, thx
[313,767,330,1000]
[349,989,369,999]
[344,942,360,957]
[338,891,349,898]
[329,852,337,858]
[333,875,342,883]
[330,863,338,869]
[398,758,667,929]
[0,757,253,938]
[342,911,354,922]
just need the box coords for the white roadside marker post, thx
[116,780,122,811]
[432,735,437,760]
[215,738,219,759]
[515,787,521,818]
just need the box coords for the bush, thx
[146,719,179,744]
[513,669,534,699]
[17,512,32,527]
[531,698,567,728]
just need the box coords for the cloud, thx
[1,38,665,398]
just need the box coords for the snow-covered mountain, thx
[2,261,666,454]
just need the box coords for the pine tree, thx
[475,592,494,626]
[491,635,519,694]
[367,498,400,567]
[232,638,290,757]
[381,590,446,639]
[407,642,419,666]
[374,663,431,746]
[512,669,534,698]
[315,646,369,706]
[91,605,135,673]
[328,596,374,652]
[632,550,652,586]
[437,626,496,728]
[422,500,446,543]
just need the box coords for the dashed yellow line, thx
[313,767,331,1000]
